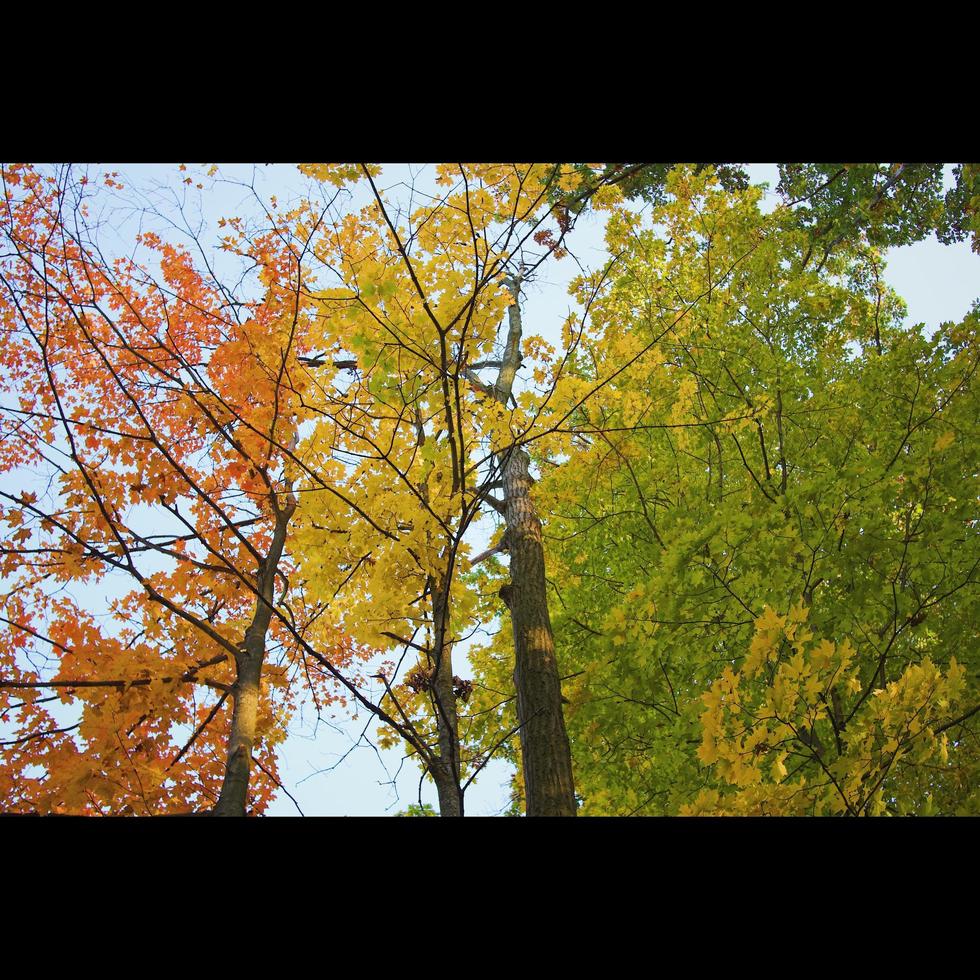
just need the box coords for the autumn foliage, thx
[0,164,369,813]
[468,168,979,816]
[1,162,977,816]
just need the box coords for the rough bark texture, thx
[500,447,577,815]
[491,273,577,816]
[430,577,463,817]
[213,500,294,816]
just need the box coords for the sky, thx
[3,163,977,816]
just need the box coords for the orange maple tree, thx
[0,163,410,814]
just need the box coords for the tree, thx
[290,163,599,815]
[467,165,978,815]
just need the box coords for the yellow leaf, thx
[811,639,835,670]
[837,638,857,673]
[788,598,810,623]
[755,606,785,634]
[933,430,955,452]
[745,631,773,675]
[946,656,966,701]
[698,736,718,765]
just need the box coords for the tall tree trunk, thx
[492,273,577,816]
[416,409,463,816]
[429,575,463,817]
[214,644,262,816]
[214,499,295,817]
[500,446,576,815]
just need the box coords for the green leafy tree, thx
[469,165,979,815]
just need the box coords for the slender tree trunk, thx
[429,576,463,817]
[491,273,577,816]
[417,410,463,816]
[214,499,294,816]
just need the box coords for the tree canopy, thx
[1,162,976,816]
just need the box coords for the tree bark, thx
[492,273,577,816]
[416,405,463,817]
[214,499,295,817]
[500,447,576,815]
[214,647,262,816]
[429,575,463,817]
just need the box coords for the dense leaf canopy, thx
[1,162,976,815]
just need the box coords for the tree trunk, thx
[500,446,577,816]
[213,499,294,816]
[488,273,576,816]
[429,576,463,817]
[214,646,262,816]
